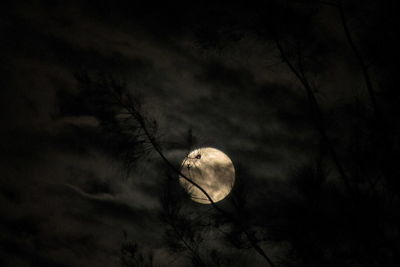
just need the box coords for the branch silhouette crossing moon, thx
[179,147,235,204]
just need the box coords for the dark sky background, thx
[1,1,399,267]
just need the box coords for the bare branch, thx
[271,31,353,193]
[337,0,380,119]
[111,87,276,267]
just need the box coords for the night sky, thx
[1,1,399,267]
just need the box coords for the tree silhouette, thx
[73,71,275,266]
[70,1,399,266]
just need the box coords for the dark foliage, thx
[68,1,400,266]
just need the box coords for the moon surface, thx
[179,147,235,204]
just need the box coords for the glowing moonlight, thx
[179,147,235,204]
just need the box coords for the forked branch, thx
[110,85,276,267]
[270,30,352,193]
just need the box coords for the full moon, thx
[179,147,235,204]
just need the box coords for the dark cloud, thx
[1,0,397,266]
[0,2,321,265]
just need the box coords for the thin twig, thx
[271,30,353,193]
[337,0,380,119]
[113,89,276,267]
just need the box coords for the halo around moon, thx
[179,147,235,204]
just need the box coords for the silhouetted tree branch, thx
[337,0,381,119]
[70,3,400,266]
[270,29,353,193]
[114,83,277,267]
[75,72,276,267]
[121,233,155,267]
